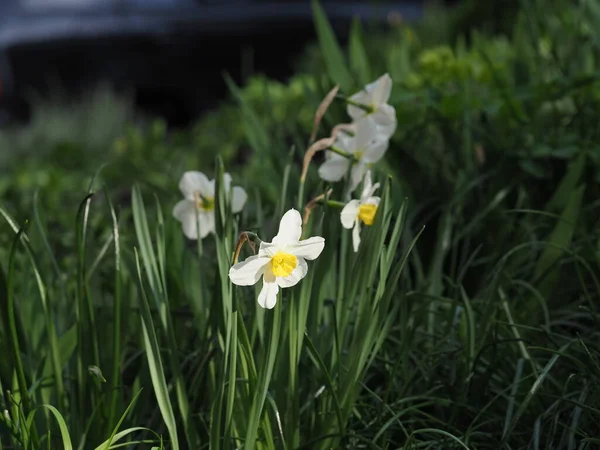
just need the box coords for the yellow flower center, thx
[358,204,377,226]
[271,252,297,277]
[195,192,215,211]
[354,151,364,162]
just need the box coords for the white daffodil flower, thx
[340,170,381,252]
[228,209,325,309]
[347,73,397,139]
[318,117,388,193]
[173,171,247,240]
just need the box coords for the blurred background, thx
[0,0,539,225]
[0,0,439,126]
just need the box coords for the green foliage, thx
[1,0,600,448]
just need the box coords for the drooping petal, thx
[179,171,213,200]
[273,209,302,246]
[318,157,350,183]
[372,73,392,106]
[340,200,360,229]
[258,272,279,309]
[363,139,389,164]
[352,221,361,253]
[276,257,308,288]
[289,237,325,260]
[228,255,271,286]
[231,186,248,213]
[348,162,366,193]
[197,211,215,239]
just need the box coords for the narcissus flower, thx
[318,117,388,193]
[347,73,397,139]
[228,209,325,309]
[340,171,381,252]
[173,171,247,240]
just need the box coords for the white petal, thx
[318,157,350,182]
[289,237,325,260]
[273,209,302,246]
[354,117,378,150]
[367,183,381,200]
[258,241,277,258]
[361,171,380,201]
[363,139,389,164]
[197,211,215,239]
[222,173,233,192]
[276,257,308,288]
[372,73,392,106]
[173,199,193,220]
[363,196,381,206]
[231,186,247,213]
[173,199,198,240]
[372,105,397,139]
[179,171,212,200]
[347,90,371,121]
[349,163,366,193]
[352,221,361,253]
[360,170,373,199]
[228,255,270,286]
[340,200,360,229]
[258,273,279,309]
[212,172,233,202]
[333,132,355,153]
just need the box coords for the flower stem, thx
[329,146,358,161]
[244,294,283,450]
[345,98,375,114]
[322,200,346,208]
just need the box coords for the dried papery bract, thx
[310,85,340,143]
[303,188,333,225]
[232,231,260,264]
[301,123,356,183]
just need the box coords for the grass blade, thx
[311,0,353,93]
[134,249,180,450]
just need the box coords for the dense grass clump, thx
[1,0,600,448]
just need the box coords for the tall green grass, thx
[1,0,600,448]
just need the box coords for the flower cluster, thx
[318,74,396,193]
[172,74,395,308]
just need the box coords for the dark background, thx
[0,0,507,126]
